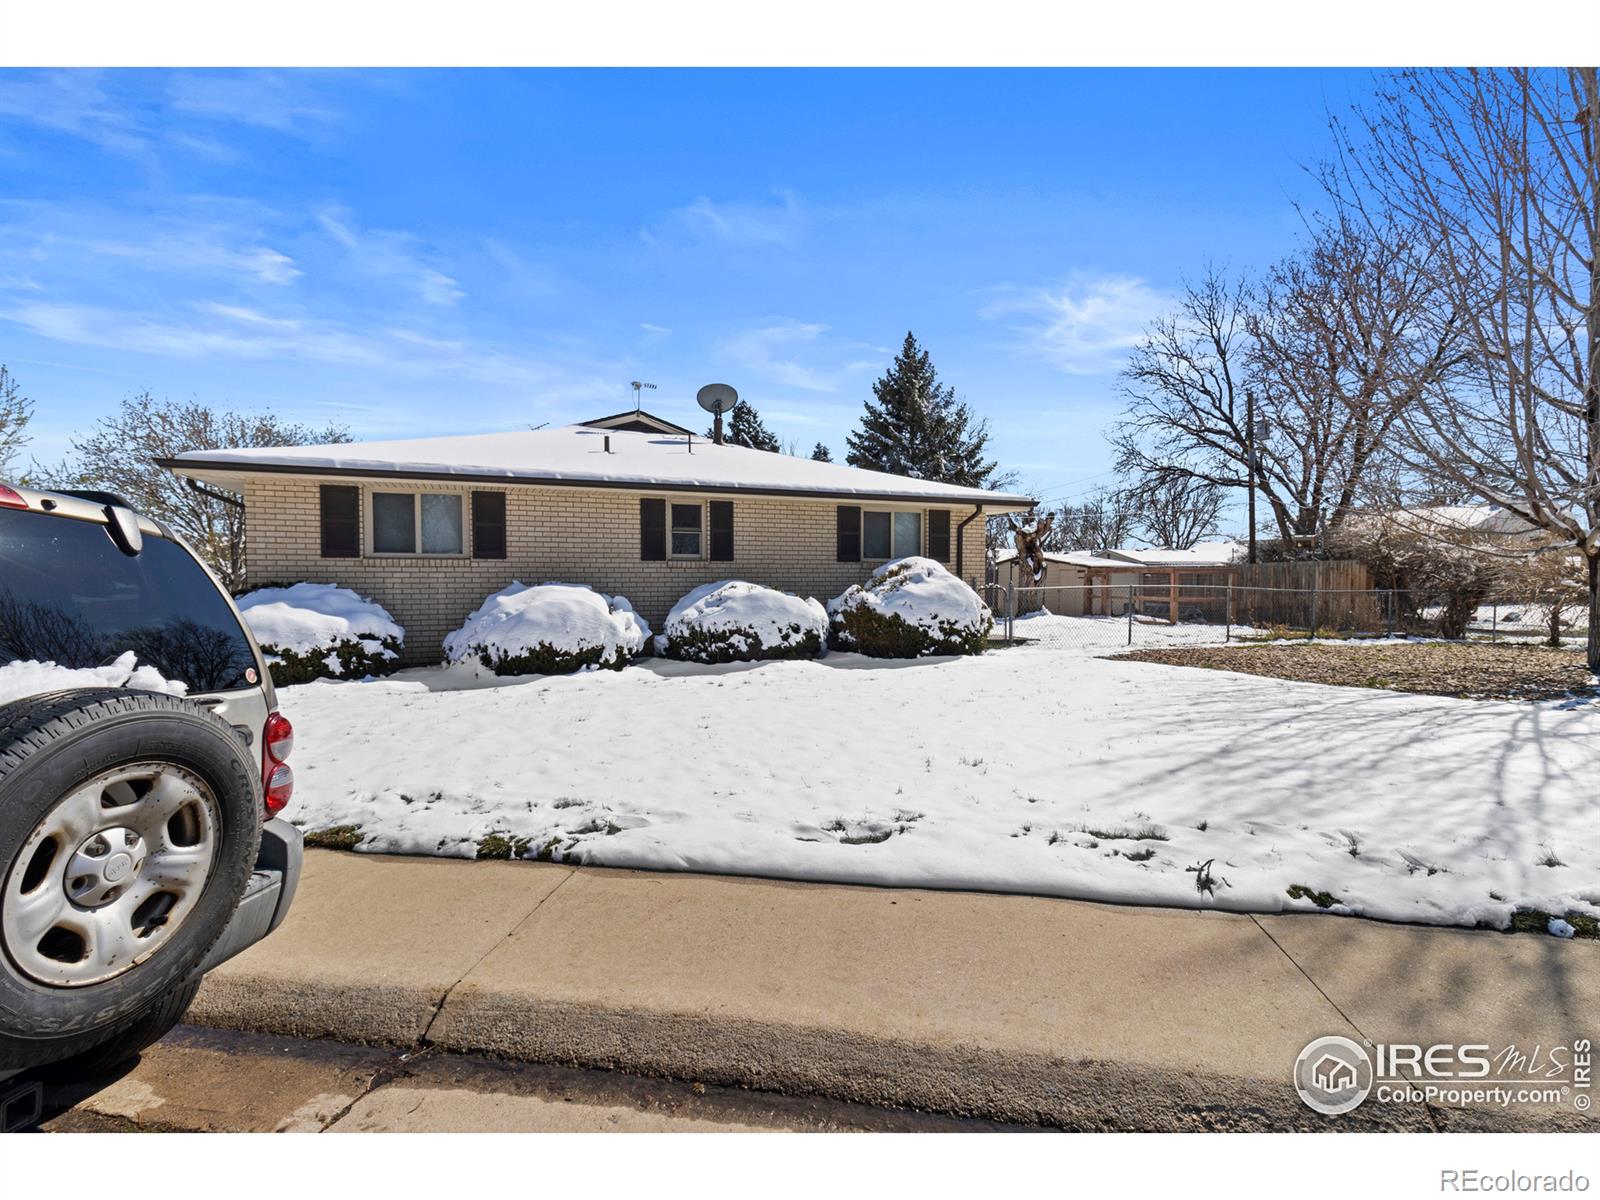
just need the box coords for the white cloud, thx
[717,319,838,392]
[0,71,147,156]
[165,71,343,136]
[0,217,301,289]
[658,191,805,246]
[0,297,609,393]
[982,273,1170,374]
[317,207,463,306]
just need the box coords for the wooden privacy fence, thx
[1229,560,1379,631]
[1123,560,1378,628]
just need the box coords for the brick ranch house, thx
[162,409,1034,665]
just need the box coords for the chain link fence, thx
[967,580,1588,652]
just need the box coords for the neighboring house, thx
[995,541,1245,619]
[162,409,1033,664]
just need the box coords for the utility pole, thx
[1245,389,1259,564]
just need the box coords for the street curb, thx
[188,973,1600,1132]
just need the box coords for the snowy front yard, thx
[277,635,1599,932]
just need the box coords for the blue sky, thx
[0,68,1373,512]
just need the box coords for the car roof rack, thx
[54,488,139,511]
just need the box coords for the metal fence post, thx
[1385,589,1395,638]
[1491,602,1498,642]
[1226,580,1233,643]
[1309,574,1319,640]
[1005,583,1015,645]
[1126,584,1134,645]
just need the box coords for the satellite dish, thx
[696,383,738,415]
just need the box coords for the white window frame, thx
[668,500,705,560]
[860,507,923,561]
[365,487,469,558]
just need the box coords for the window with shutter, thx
[640,498,667,560]
[927,509,952,561]
[319,485,359,558]
[709,500,734,561]
[835,505,861,562]
[471,491,507,559]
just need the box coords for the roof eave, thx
[157,457,1036,509]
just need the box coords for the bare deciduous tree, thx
[1113,228,1457,552]
[1126,474,1224,550]
[53,393,350,591]
[0,365,31,478]
[1248,213,1463,537]
[1329,67,1600,669]
[1041,487,1141,554]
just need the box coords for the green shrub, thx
[663,623,823,664]
[261,635,403,685]
[467,640,632,677]
[828,606,990,658]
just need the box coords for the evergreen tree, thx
[846,332,998,486]
[810,442,833,462]
[708,399,781,451]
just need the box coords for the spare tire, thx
[0,689,262,1071]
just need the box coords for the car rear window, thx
[0,507,258,692]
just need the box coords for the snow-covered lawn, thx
[276,636,1599,932]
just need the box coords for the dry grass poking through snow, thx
[1115,641,1595,702]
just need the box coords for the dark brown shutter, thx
[927,509,952,562]
[640,498,666,561]
[319,485,359,558]
[471,490,506,559]
[709,500,734,561]
[835,505,861,562]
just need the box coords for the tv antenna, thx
[696,383,738,445]
[629,380,656,413]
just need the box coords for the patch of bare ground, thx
[1114,641,1596,702]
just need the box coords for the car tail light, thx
[0,484,28,510]
[264,762,294,815]
[264,712,294,763]
[262,711,294,816]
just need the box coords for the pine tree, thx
[846,332,998,486]
[810,442,833,462]
[709,399,781,452]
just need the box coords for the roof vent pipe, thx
[604,435,611,454]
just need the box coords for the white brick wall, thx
[242,477,991,664]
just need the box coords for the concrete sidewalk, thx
[189,850,1600,1131]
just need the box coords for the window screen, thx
[862,511,891,559]
[670,503,702,557]
[420,494,463,554]
[892,512,922,558]
[372,492,416,553]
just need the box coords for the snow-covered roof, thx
[993,541,1244,570]
[992,548,1133,570]
[1102,540,1245,567]
[1383,505,1538,537]
[164,424,1034,508]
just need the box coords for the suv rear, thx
[0,482,302,1081]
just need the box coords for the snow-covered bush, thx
[827,557,993,658]
[443,582,649,676]
[658,581,828,664]
[236,583,404,685]
[0,652,188,707]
